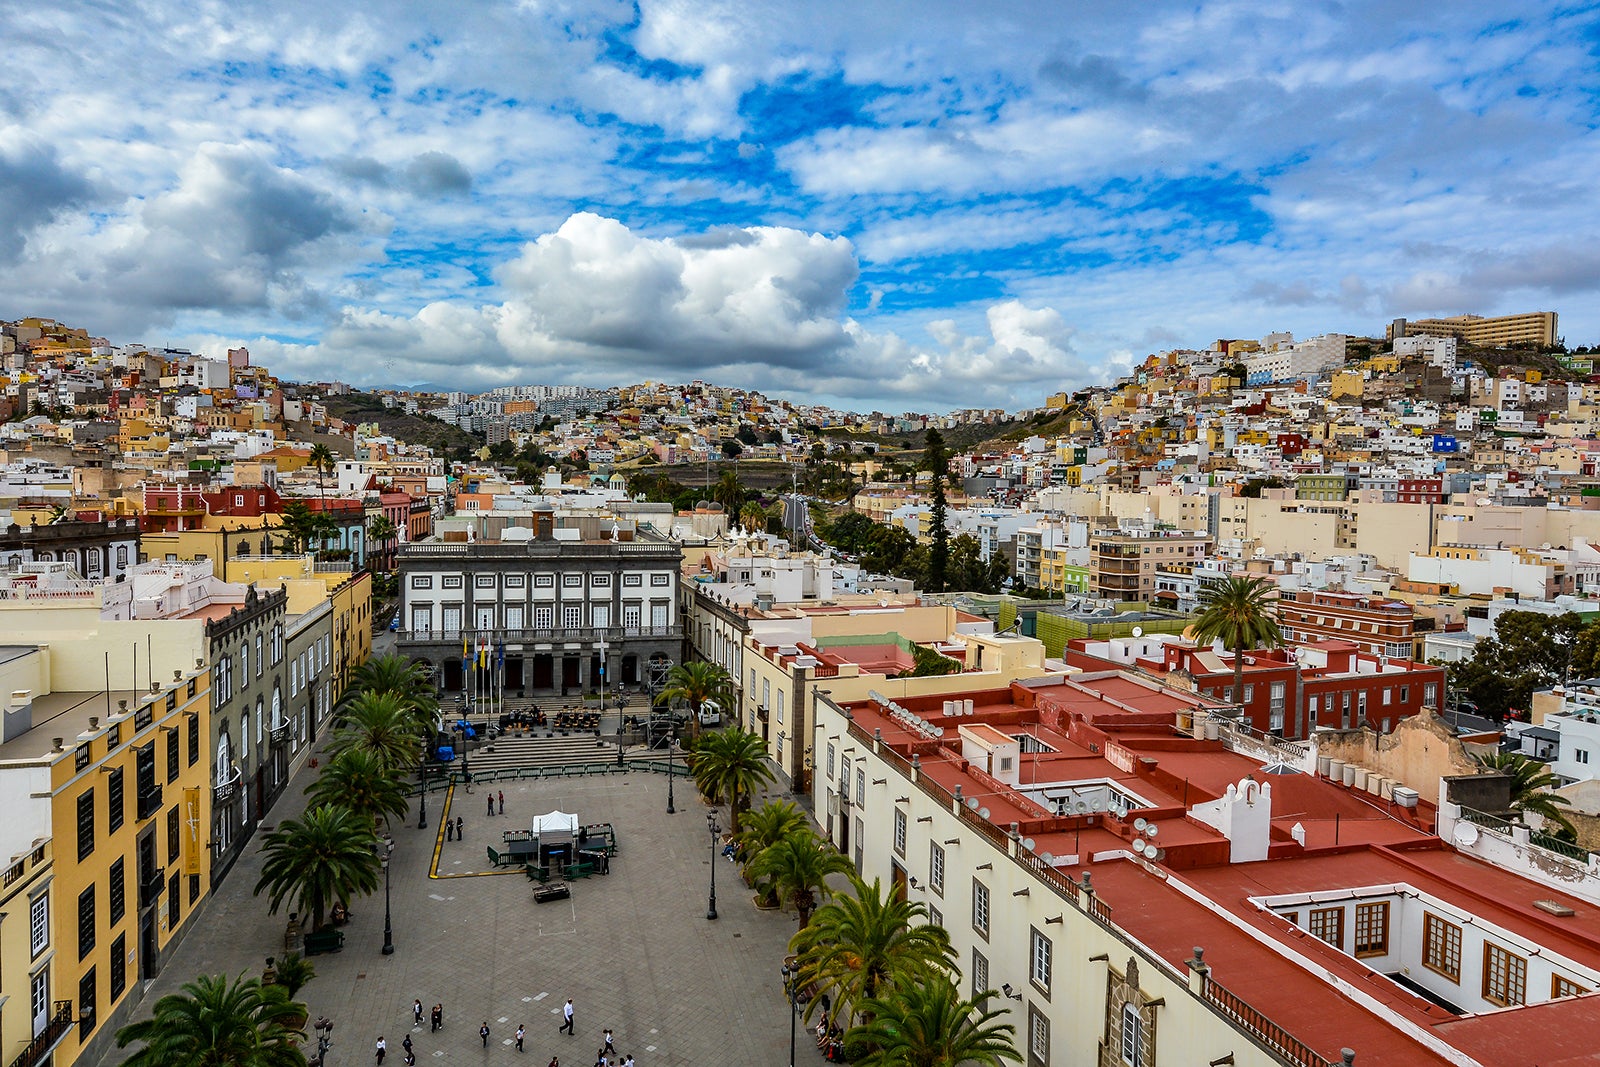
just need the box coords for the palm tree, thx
[713,469,745,513]
[1478,752,1577,836]
[790,875,957,1027]
[255,805,382,931]
[660,660,733,741]
[736,800,813,904]
[739,500,767,532]
[116,973,307,1067]
[347,654,438,736]
[1191,575,1284,708]
[689,727,774,833]
[306,748,410,830]
[331,690,424,773]
[746,829,853,927]
[369,514,399,570]
[307,443,335,503]
[852,982,1020,1067]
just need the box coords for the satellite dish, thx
[1133,839,1149,856]
[1134,817,1148,832]
[1040,852,1054,864]
[1075,801,1089,813]
[966,796,980,810]
[1023,838,1037,852]
[1152,848,1166,863]
[1132,626,1143,638]
[1145,825,1159,839]
[979,807,991,820]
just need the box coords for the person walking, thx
[456,815,464,840]
[413,1000,424,1027]
[515,1024,525,1052]
[559,998,575,1036]
[431,1005,443,1032]
[602,1029,615,1056]
[498,790,505,815]
[402,1035,413,1058]
[404,1052,415,1067]
[446,819,455,842]
[480,1022,491,1048]
[375,1037,387,1064]
[488,793,495,817]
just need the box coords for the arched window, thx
[271,684,283,727]
[216,728,234,785]
[240,708,251,761]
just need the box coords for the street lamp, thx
[379,836,395,955]
[417,759,428,830]
[780,959,801,1067]
[666,720,677,815]
[706,812,722,920]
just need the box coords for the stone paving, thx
[93,751,812,1067]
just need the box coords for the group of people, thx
[388,997,635,1066]
[487,789,506,817]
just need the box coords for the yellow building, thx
[1389,312,1557,348]
[0,645,211,1067]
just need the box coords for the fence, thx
[406,758,688,794]
[1203,980,1333,1067]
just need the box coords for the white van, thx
[697,700,723,727]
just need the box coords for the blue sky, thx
[2,1,1598,411]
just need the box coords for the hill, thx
[322,394,484,455]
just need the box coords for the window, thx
[623,574,642,587]
[475,574,495,588]
[893,809,906,856]
[442,575,463,588]
[1354,901,1389,957]
[563,574,582,588]
[1308,907,1343,948]
[928,905,942,929]
[255,634,264,676]
[109,858,126,924]
[104,770,129,843]
[591,574,610,587]
[1400,685,1410,704]
[1552,974,1589,999]
[1424,682,1438,707]
[77,885,95,959]
[77,789,95,861]
[972,948,990,999]
[167,806,181,863]
[1027,1004,1050,1066]
[826,742,835,780]
[839,756,851,797]
[855,768,865,808]
[411,575,433,589]
[1483,943,1527,1007]
[1029,926,1052,994]
[167,729,180,783]
[1579,750,1591,765]
[1121,1003,1143,1067]
[109,933,126,1001]
[75,743,90,773]
[505,574,525,588]
[29,893,48,957]
[972,879,990,939]
[78,966,96,1039]
[651,573,671,586]
[929,842,945,895]
[188,714,199,766]
[535,574,555,588]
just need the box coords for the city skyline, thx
[3,2,1597,410]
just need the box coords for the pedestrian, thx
[602,1029,615,1055]
[488,793,495,817]
[446,819,455,841]
[481,1022,491,1048]
[431,1004,442,1032]
[404,1053,415,1067]
[547,1059,560,1067]
[559,998,575,1035]
[456,815,464,840]
[593,1051,606,1067]
[403,1035,413,1057]
[414,1000,424,1026]
[621,1056,634,1067]
[375,1036,387,1064]
[515,1024,525,1052]
[498,789,505,815]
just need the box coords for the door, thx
[535,606,553,630]
[441,606,462,637]
[890,861,908,902]
[30,966,47,1035]
[651,603,669,629]
[532,655,553,690]
[561,657,580,691]
[139,912,157,980]
[504,605,524,630]
[475,606,495,630]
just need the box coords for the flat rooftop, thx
[0,687,149,761]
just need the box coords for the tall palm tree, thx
[790,875,957,1027]
[660,660,733,741]
[739,500,767,532]
[713,469,745,513]
[307,443,335,503]
[852,982,1020,1067]
[1191,575,1284,708]
[746,829,853,927]
[306,748,410,830]
[1478,752,1577,836]
[369,514,399,570]
[331,690,424,773]
[116,974,307,1067]
[689,727,774,833]
[255,805,381,931]
[348,654,438,736]
[736,800,813,904]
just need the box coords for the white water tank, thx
[1393,786,1419,809]
[1326,758,1346,781]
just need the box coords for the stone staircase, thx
[460,732,629,775]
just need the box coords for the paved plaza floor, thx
[93,756,810,1067]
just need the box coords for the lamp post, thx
[706,812,721,920]
[417,759,428,830]
[780,959,800,1067]
[379,836,395,955]
[666,720,677,815]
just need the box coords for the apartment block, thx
[1276,588,1416,659]
[1388,312,1558,348]
[1089,529,1212,602]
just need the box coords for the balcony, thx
[213,765,241,804]
[9,1001,72,1067]
[136,784,163,822]
[269,721,291,747]
[138,869,165,909]
[399,625,683,646]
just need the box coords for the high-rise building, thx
[1388,312,1557,348]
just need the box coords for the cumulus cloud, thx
[0,136,93,257]
[334,151,473,197]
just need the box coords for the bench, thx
[304,928,345,956]
[533,882,570,903]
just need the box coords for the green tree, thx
[713,469,745,513]
[307,443,335,503]
[368,514,398,570]
[862,524,922,579]
[347,654,439,736]
[255,805,381,931]
[1191,576,1284,707]
[1450,611,1583,721]
[269,953,315,999]
[330,691,423,775]
[689,727,774,833]
[306,748,411,830]
[116,974,308,1067]
[790,875,957,1028]
[826,512,878,555]
[660,661,734,741]
[852,982,1021,1067]
[740,500,767,532]
[1477,752,1577,836]
[745,829,853,927]
[275,500,325,554]
[903,643,961,678]
[734,800,813,905]
[924,429,949,593]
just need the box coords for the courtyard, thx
[92,762,806,1067]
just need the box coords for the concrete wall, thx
[1315,708,1482,803]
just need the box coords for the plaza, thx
[91,756,806,1067]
